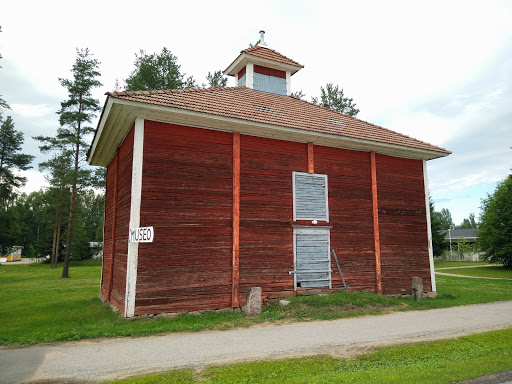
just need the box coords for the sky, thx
[1,0,511,225]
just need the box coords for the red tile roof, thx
[106,87,450,155]
[242,46,304,68]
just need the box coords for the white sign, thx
[129,227,154,243]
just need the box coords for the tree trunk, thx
[62,183,76,278]
[62,137,80,278]
[51,223,57,268]
[55,213,62,266]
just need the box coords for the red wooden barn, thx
[88,39,450,318]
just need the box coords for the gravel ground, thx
[1,301,511,384]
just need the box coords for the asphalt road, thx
[1,301,512,383]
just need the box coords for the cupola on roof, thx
[223,31,303,96]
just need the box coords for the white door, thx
[293,227,331,289]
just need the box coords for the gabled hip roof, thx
[88,86,450,166]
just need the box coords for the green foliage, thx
[435,266,512,279]
[312,83,360,116]
[479,175,512,267]
[430,196,445,257]
[9,191,56,258]
[456,237,473,255]
[7,187,102,263]
[432,208,455,230]
[1,261,511,346]
[104,329,512,383]
[125,48,197,91]
[67,211,91,261]
[456,212,478,229]
[0,115,34,254]
[248,39,261,48]
[434,260,493,268]
[205,70,227,88]
[0,206,21,254]
[34,48,102,277]
[0,116,35,207]
[35,48,102,160]
[80,189,105,243]
[291,90,306,99]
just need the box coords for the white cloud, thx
[18,170,50,195]
[11,104,53,118]
[2,0,512,224]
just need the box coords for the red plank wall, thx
[100,153,116,297]
[375,154,431,293]
[102,120,432,315]
[101,127,134,312]
[239,135,307,302]
[314,146,376,292]
[134,121,233,315]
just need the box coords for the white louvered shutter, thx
[293,172,329,222]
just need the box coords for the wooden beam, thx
[232,132,241,307]
[107,150,119,302]
[423,160,436,294]
[370,151,383,295]
[307,142,314,173]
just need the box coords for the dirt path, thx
[435,264,496,270]
[2,301,512,383]
[435,271,512,280]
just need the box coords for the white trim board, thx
[124,117,145,318]
[423,160,436,294]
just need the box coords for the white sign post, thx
[129,227,154,243]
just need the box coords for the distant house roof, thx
[442,228,480,241]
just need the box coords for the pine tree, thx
[125,48,196,91]
[0,115,34,208]
[34,48,102,277]
[39,153,73,268]
[312,83,360,117]
[205,71,227,88]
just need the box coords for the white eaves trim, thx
[87,97,114,164]
[87,97,449,167]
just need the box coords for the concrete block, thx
[279,300,291,307]
[245,287,262,316]
[412,276,423,301]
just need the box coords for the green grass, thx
[1,260,512,346]
[437,266,512,279]
[434,260,495,268]
[101,328,512,383]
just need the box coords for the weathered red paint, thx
[135,121,233,314]
[370,151,382,295]
[314,145,375,292]
[100,121,432,315]
[237,66,246,80]
[107,151,119,301]
[101,126,134,313]
[307,142,314,173]
[376,153,431,294]
[254,65,286,79]
[239,135,306,303]
[232,132,240,307]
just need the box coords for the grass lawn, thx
[437,266,512,279]
[434,260,496,268]
[1,260,511,346]
[101,328,512,384]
